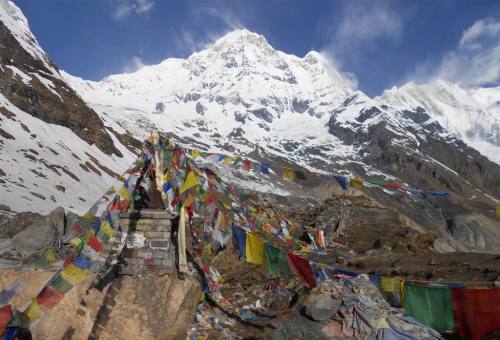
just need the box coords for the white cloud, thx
[333,1,403,47]
[122,56,146,73]
[436,18,500,87]
[318,0,403,91]
[111,0,155,20]
[460,18,500,49]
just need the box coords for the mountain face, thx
[378,80,500,164]
[62,29,500,196]
[0,0,138,214]
[1,3,499,252]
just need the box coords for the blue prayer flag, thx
[260,163,270,174]
[231,223,247,260]
[334,176,348,191]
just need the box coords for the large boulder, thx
[304,293,341,321]
[10,220,60,252]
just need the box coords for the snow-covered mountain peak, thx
[210,29,270,50]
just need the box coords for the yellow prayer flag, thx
[180,171,199,194]
[282,168,295,181]
[82,212,96,221]
[245,232,265,265]
[69,237,82,247]
[23,299,42,323]
[350,178,364,188]
[223,156,233,165]
[191,150,200,159]
[100,220,113,237]
[380,277,400,292]
[496,203,500,220]
[61,264,87,284]
[119,187,131,201]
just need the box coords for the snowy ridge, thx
[378,80,500,164]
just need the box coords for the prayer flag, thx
[50,275,73,293]
[191,150,200,158]
[367,178,388,186]
[88,235,103,253]
[451,288,500,340]
[72,254,92,270]
[282,168,295,181]
[403,282,454,330]
[294,170,307,180]
[22,300,42,324]
[223,156,233,165]
[334,176,348,190]
[245,232,265,265]
[264,244,291,275]
[180,170,199,194]
[0,305,12,335]
[231,224,247,260]
[260,163,270,174]
[385,181,402,190]
[100,220,113,237]
[38,287,64,310]
[495,204,500,220]
[119,187,131,202]
[242,160,251,172]
[286,252,316,288]
[426,190,450,197]
[350,178,364,188]
[60,264,87,284]
[380,277,403,307]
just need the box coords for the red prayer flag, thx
[385,181,402,190]
[242,160,251,172]
[286,252,317,288]
[451,288,500,340]
[88,235,103,253]
[72,223,84,235]
[38,287,64,309]
[0,305,12,335]
[204,192,217,205]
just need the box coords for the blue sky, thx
[14,0,500,96]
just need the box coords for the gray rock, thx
[304,294,341,322]
[65,211,80,232]
[11,220,60,252]
[0,204,11,211]
[48,206,65,236]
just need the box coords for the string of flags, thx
[1,135,498,338]
[183,145,452,198]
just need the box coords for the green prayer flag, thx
[367,178,388,186]
[264,244,291,275]
[50,275,73,293]
[403,282,454,330]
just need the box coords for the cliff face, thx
[0,270,201,340]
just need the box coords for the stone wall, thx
[119,210,176,275]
